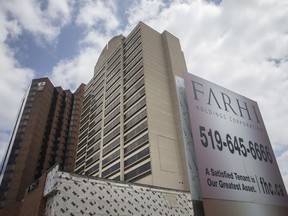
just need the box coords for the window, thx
[124,37,141,59]
[103,127,120,145]
[124,88,145,111]
[106,82,120,99]
[124,148,150,168]
[89,112,102,128]
[123,55,142,74]
[107,61,121,77]
[87,142,100,156]
[75,155,86,166]
[83,94,92,106]
[105,91,120,107]
[124,29,140,49]
[124,42,141,61]
[102,163,120,178]
[102,149,120,167]
[76,146,86,158]
[104,107,120,125]
[107,66,120,83]
[124,49,142,68]
[92,83,104,99]
[78,130,88,143]
[104,98,120,116]
[124,59,141,79]
[104,116,120,135]
[88,132,101,147]
[124,70,144,91]
[81,107,91,120]
[124,162,151,181]
[124,78,144,101]
[85,163,99,176]
[124,109,147,131]
[75,164,85,174]
[90,96,103,112]
[88,123,101,137]
[103,137,120,154]
[113,176,120,181]
[90,105,103,123]
[124,133,149,155]
[86,152,100,167]
[124,98,146,121]
[107,48,121,68]
[77,138,87,150]
[80,114,90,126]
[106,71,120,91]
[124,121,147,143]
[93,66,106,84]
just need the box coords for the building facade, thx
[0,78,84,216]
[75,22,190,191]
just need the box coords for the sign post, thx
[183,73,288,211]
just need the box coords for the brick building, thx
[0,78,84,216]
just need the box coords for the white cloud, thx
[0,8,34,160]
[80,30,112,49]
[50,29,116,92]
[126,0,166,26]
[45,0,74,25]
[76,0,119,32]
[2,0,74,43]
[51,0,120,91]
[50,47,100,91]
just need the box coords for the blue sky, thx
[0,0,288,190]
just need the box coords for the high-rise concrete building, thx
[75,22,190,191]
[0,78,85,216]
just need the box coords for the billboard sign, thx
[184,73,288,206]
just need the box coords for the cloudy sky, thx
[0,0,287,189]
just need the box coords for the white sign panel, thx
[184,73,288,206]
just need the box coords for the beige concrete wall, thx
[139,22,189,191]
[161,30,192,192]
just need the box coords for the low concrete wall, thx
[43,165,194,216]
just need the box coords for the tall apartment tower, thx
[75,22,190,191]
[0,78,85,216]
